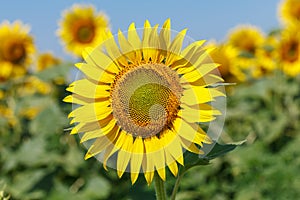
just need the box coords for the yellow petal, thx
[130,173,139,185]
[144,171,154,185]
[180,137,204,154]
[159,18,171,50]
[174,119,208,146]
[66,79,111,99]
[102,130,128,170]
[63,95,90,105]
[183,103,222,116]
[186,73,224,87]
[104,31,128,67]
[179,104,216,123]
[130,136,144,175]
[160,127,184,166]
[181,40,206,57]
[70,115,112,134]
[165,150,178,176]
[127,22,142,64]
[81,48,120,74]
[102,144,118,171]
[118,29,134,55]
[142,20,152,62]
[128,22,141,49]
[80,119,117,143]
[84,129,118,160]
[130,137,144,184]
[181,86,225,105]
[166,29,187,65]
[181,63,220,83]
[69,102,112,124]
[117,134,133,178]
[150,137,166,181]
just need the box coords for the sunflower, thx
[252,36,277,78]
[276,25,300,76]
[228,25,264,54]
[57,4,110,57]
[279,0,300,25]
[36,52,61,71]
[226,25,265,80]
[208,42,244,82]
[64,19,225,184]
[0,20,35,81]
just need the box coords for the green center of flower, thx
[111,63,182,138]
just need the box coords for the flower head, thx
[208,43,242,82]
[276,25,300,76]
[228,25,264,54]
[64,19,225,184]
[0,21,35,81]
[57,4,110,57]
[279,0,300,25]
[36,52,61,71]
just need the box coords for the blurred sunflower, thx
[227,25,265,80]
[252,36,277,78]
[208,43,244,82]
[279,0,300,25]
[18,76,52,96]
[0,105,17,126]
[36,52,61,71]
[0,21,35,81]
[57,4,110,57]
[277,25,300,76]
[228,25,264,55]
[64,19,225,184]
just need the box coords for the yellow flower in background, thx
[19,106,42,120]
[208,43,245,82]
[64,19,225,184]
[0,105,17,126]
[57,4,110,57]
[36,52,61,71]
[18,76,52,96]
[252,36,277,78]
[0,21,35,81]
[228,25,264,54]
[279,0,300,25]
[226,25,266,81]
[277,25,300,76]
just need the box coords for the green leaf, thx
[182,141,242,172]
[204,141,242,160]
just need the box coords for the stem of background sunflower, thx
[170,169,186,200]
[154,173,167,200]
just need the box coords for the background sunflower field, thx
[1,0,300,199]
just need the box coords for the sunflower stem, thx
[170,169,186,200]
[154,173,167,200]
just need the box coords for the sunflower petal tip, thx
[129,22,136,29]
[84,153,93,160]
[144,20,151,28]
[117,170,124,178]
[74,63,83,69]
[62,95,71,102]
[131,173,139,185]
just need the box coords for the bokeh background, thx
[1,0,300,199]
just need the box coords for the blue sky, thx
[0,0,281,60]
